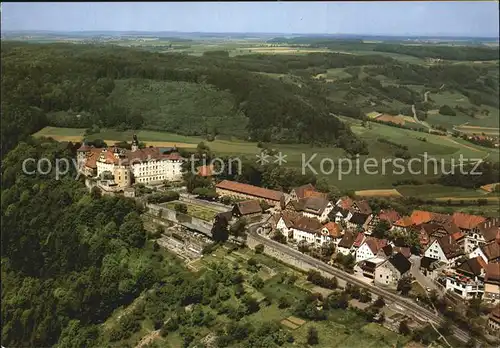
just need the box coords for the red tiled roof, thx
[337,196,354,210]
[452,212,487,230]
[216,180,284,201]
[436,234,464,260]
[323,222,342,238]
[234,200,262,216]
[363,237,388,254]
[77,143,90,152]
[197,164,214,177]
[410,210,435,226]
[455,257,485,277]
[481,241,500,261]
[354,200,372,214]
[484,263,500,283]
[378,209,401,224]
[291,184,315,199]
[303,189,328,199]
[393,246,411,258]
[394,216,413,227]
[292,216,323,234]
[451,231,465,242]
[353,232,366,248]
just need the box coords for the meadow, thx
[33,122,499,195]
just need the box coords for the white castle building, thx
[77,135,184,187]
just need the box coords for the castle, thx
[77,135,184,188]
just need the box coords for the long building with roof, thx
[77,135,184,187]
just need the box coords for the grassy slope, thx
[33,123,499,196]
[104,246,409,348]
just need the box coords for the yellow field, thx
[366,111,382,119]
[454,125,499,136]
[244,47,330,54]
[355,189,403,197]
[280,319,299,330]
[480,183,499,192]
[286,316,306,326]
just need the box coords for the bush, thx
[147,191,180,204]
[174,202,188,214]
[254,244,264,254]
[439,104,456,116]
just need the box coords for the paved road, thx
[411,104,431,130]
[409,256,443,296]
[247,224,470,343]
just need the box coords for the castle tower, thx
[76,141,90,169]
[131,134,139,152]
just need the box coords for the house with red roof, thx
[445,256,486,300]
[424,234,464,266]
[77,135,185,187]
[462,217,499,253]
[356,237,389,263]
[215,180,284,207]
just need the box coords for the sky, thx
[1,2,499,37]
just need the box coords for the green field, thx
[164,201,219,221]
[33,122,499,191]
[396,184,489,199]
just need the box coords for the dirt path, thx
[424,91,430,103]
[135,330,160,348]
[442,137,484,153]
[411,104,430,129]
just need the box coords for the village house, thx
[469,239,500,264]
[444,257,486,300]
[369,209,401,230]
[335,196,354,210]
[355,256,387,280]
[391,216,413,233]
[286,196,333,223]
[336,231,358,256]
[215,180,284,207]
[423,234,464,266]
[483,262,500,303]
[329,206,350,224]
[420,256,441,281]
[374,253,412,288]
[275,212,299,239]
[287,216,339,246]
[288,184,327,202]
[487,307,500,333]
[323,221,343,245]
[352,232,366,253]
[351,200,373,215]
[463,218,499,254]
[451,212,488,253]
[232,200,262,218]
[356,237,389,263]
[346,212,373,231]
[77,135,184,186]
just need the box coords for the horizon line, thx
[1,29,499,39]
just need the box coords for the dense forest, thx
[266,37,500,61]
[1,41,369,158]
[2,41,499,158]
